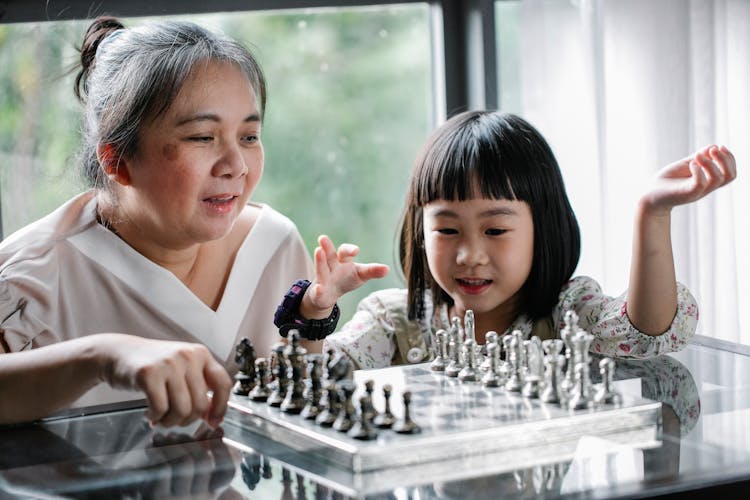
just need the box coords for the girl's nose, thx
[456,239,489,267]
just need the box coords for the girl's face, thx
[117,60,263,249]
[423,196,534,333]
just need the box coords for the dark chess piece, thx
[393,390,420,434]
[326,350,354,381]
[282,331,308,414]
[333,380,357,432]
[301,354,323,420]
[281,467,294,500]
[373,383,396,428]
[315,381,340,427]
[363,379,379,420]
[348,395,378,440]
[296,473,307,500]
[249,358,272,402]
[240,452,262,491]
[233,337,257,396]
[262,455,273,480]
[268,343,289,407]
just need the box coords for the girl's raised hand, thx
[303,235,389,314]
[641,145,736,216]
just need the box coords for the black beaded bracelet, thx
[273,279,340,340]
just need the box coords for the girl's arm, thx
[0,334,232,427]
[298,235,390,320]
[627,145,736,335]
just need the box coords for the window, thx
[0,4,433,319]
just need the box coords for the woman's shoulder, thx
[0,192,96,271]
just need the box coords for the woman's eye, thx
[486,228,507,236]
[189,136,213,143]
[437,228,458,235]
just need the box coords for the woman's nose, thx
[213,143,248,178]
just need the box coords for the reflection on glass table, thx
[2,339,750,498]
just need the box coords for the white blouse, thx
[0,191,312,407]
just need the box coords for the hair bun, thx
[75,16,125,102]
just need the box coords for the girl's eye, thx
[486,228,507,236]
[243,135,259,143]
[437,228,458,235]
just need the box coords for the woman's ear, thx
[96,143,131,186]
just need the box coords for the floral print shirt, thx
[323,276,698,370]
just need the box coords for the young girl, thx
[280,111,735,369]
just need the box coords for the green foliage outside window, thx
[0,5,432,321]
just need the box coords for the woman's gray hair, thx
[76,17,266,191]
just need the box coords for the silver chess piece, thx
[430,329,448,371]
[480,331,499,373]
[560,310,579,395]
[522,338,543,398]
[567,363,594,410]
[445,326,463,377]
[594,357,623,405]
[482,342,501,388]
[458,339,479,382]
[505,330,525,392]
[540,352,565,405]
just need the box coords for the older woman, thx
[0,17,323,426]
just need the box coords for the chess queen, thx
[277,110,735,369]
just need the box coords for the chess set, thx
[225,311,662,482]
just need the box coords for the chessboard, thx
[226,362,661,476]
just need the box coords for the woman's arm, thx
[0,334,231,427]
[627,145,736,335]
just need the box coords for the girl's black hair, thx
[399,110,580,322]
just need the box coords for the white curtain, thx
[513,0,750,344]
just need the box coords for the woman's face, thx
[117,60,263,249]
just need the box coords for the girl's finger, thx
[337,243,360,262]
[314,246,331,283]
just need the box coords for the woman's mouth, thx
[203,194,238,214]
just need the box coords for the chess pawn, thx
[481,342,500,388]
[315,381,340,427]
[540,353,565,405]
[333,380,357,432]
[393,390,420,434]
[348,395,378,440]
[445,326,463,377]
[267,343,288,407]
[363,379,379,420]
[593,357,623,405]
[373,384,396,428]
[281,331,307,414]
[458,339,478,382]
[301,354,323,419]
[430,329,448,371]
[480,331,499,373]
[248,358,271,402]
[233,337,257,396]
[567,363,594,410]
